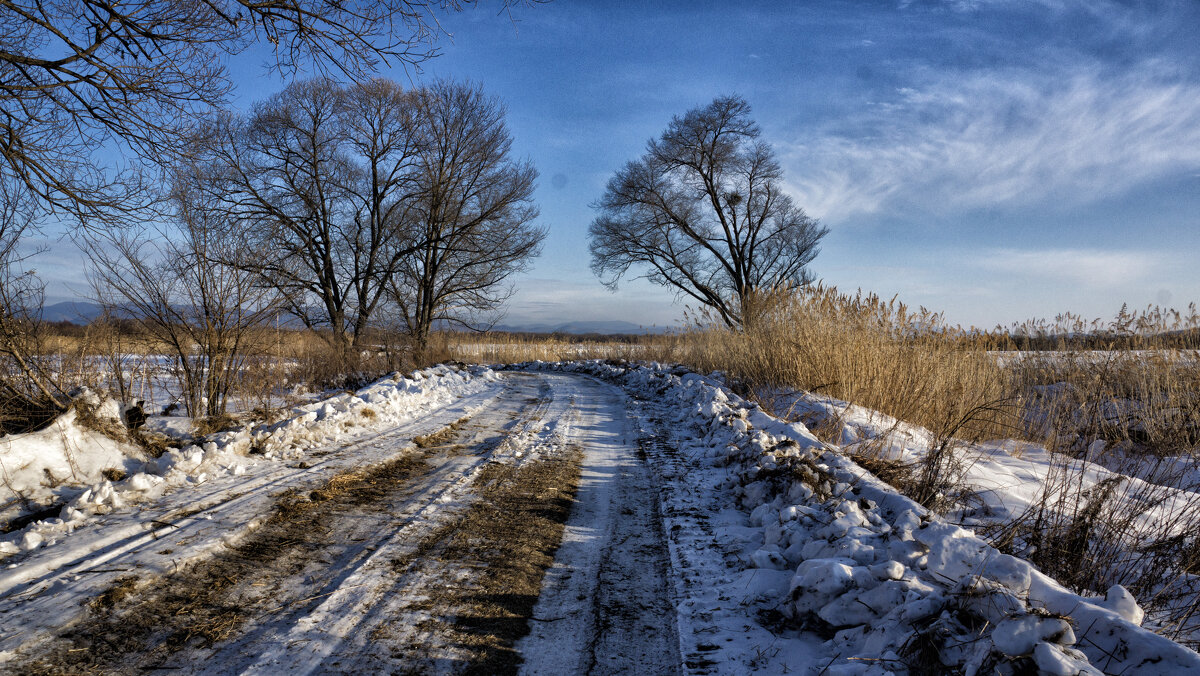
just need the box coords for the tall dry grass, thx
[438,331,648,364]
[661,286,1018,443]
[996,311,1200,642]
[659,288,1200,642]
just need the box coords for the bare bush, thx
[85,179,279,418]
[983,448,1200,644]
[0,178,68,431]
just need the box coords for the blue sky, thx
[42,0,1200,330]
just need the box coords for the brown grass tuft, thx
[100,467,126,482]
[413,416,471,449]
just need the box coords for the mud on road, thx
[11,372,685,676]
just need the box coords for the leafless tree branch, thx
[588,94,828,328]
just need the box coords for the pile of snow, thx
[0,389,145,537]
[0,364,497,561]
[522,360,1200,675]
[789,390,1200,641]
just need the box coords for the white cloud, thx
[898,0,1091,13]
[782,63,1200,221]
[976,248,1165,288]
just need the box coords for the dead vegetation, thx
[13,452,435,674]
[383,448,584,674]
[650,288,1200,644]
[413,415,471,449]
[660,286,1020,445]
[440,330,649,365]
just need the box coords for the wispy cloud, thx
[898,0,1091,13]
[975,248,1168,288]
[783,62,1200,221]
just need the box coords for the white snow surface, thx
[520,360,1200,675]
[0,390,140,547]
[786,389,1200,641]
[788,391,1200,534]
[0,364,503,660]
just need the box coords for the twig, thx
[260,582,368,616]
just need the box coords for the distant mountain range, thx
[41,301,105,323]
[493,320,669,335]
[39,301,669,335]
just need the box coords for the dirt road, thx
[8,372,682,675]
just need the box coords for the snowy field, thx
[0,361,1196,673]
[449,341,648,361]
[35,351,302,421]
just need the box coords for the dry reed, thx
[659,285,1019,444]
[655,288,1200,643]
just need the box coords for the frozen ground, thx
[0,361,1196,674]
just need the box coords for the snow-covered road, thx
[3,371,693,674]
[518,374,681,676]
[0,372,508,661]
[4,364,1198,675]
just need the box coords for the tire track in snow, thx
[0,382,508,615]
[518,373,682,676]
[205,373,560,675]
[12,372,692,674]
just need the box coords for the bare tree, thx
[85,176,280,419]
[588,95,828,328]
[339,78,425,344]
[194,78,422,357]
[0,0,516,222]
[389,80,543,352]
[0,177,66,421]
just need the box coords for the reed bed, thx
[654,287,1200,642]
[437,331,648,364]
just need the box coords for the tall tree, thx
[194,78,421,355]
[389,80,543,351]
[0,0,514,223]
[589,95,828,328]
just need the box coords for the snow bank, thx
[788,389,1200,644]
[522,360,1200,675]
[0,389,145,542]
[786,391,1200,535]
[0,364,497,562]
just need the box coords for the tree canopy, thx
[589,95,827,328]
[0,0,503,223]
